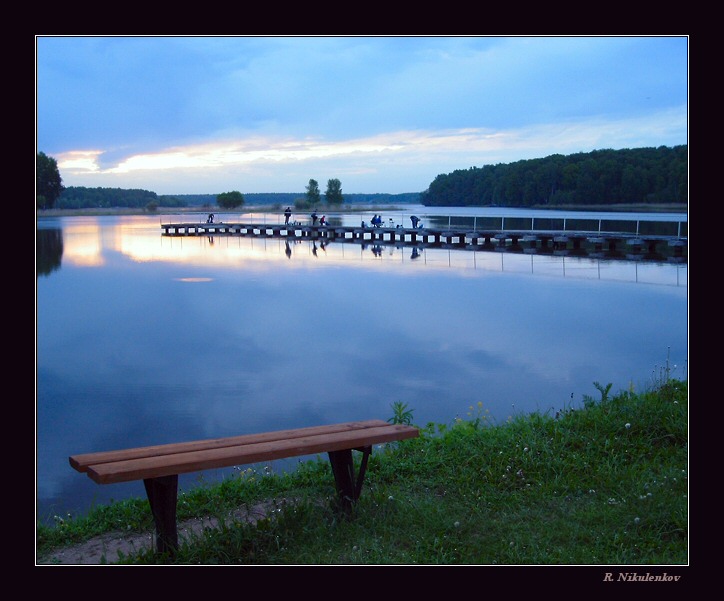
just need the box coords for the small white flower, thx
[634,517,640,524]
[388,495,394,501]
[454,521,460,528]
[625,423,631,429]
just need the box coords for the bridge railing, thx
[424,215,687,238]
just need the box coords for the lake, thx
[35,206,688,525]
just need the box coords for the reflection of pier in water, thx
[161,221,687,264]
[161,226,687,288]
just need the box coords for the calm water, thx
[35,209,688,524]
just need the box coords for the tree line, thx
[420,145,687,207]
[52,186,185,210]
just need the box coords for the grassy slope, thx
[37,378,688,565]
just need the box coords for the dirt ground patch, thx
[37,501,279,565]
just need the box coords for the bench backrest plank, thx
[71,421,418,485]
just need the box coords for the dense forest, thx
[56,187,185,210]
[420,145,687,207]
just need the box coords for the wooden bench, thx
[70,419,419,555]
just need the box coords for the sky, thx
[35,35,688,196]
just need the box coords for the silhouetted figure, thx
[410,215,421,228]
[312,241,318,257]
[284,207,292,224]
[311,211,318,225]
[207,213,214,224]
[285,241,292,259]
[320,215,327,226]
[411,247,421,260]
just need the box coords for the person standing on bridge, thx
[311,211,318,225]
[284,207,292,224]
[206,213,214,224]
[410,215,421,228]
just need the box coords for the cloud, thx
[38,36,688,194]
[55,106,687,194]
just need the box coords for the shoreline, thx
[36,203,688,219]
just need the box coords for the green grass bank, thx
[37,377,687,565]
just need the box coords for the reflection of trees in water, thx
[37,228,63,277]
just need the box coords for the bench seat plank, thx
[70,419,390,474]
[75,423,419,484]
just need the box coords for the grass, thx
[36,377,687,565]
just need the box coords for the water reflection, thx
[36,228,63,277]
[35,215,688,524]
[37,214,687,285]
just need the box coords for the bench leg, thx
[143,475,179,555]
[327,446,371,511]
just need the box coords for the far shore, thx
[36,203,687,219]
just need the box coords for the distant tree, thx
[37,152,64,210]
[145,200,159,212]
[217,191,245,209]
[57,186,160,209]
[325,178,343,205]
[305,179,321,205]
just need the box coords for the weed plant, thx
[37,377,687,565]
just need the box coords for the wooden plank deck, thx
[160,221,687,261]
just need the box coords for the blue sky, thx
[35,36,688,196]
